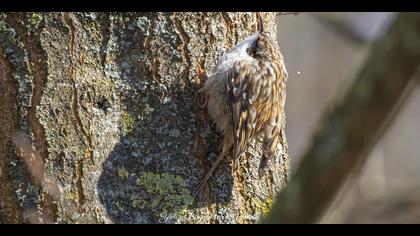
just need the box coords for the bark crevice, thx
[0,46,23,224]
[5,12,55,223]
[143,14,161,85]
[221,13,234,48]
[62,12,92,208]
[172,13,193,90]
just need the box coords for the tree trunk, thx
[0,12,289,224]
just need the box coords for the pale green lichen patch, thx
[252,197,273,217]
[121,112,135,134]
[65,191,77,201]
[28,13,43,30]
[130,195,146,209]
[117,167,129,180]
[135,172,193,219]
[115,201,124,212]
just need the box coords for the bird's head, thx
[245,13,281,61]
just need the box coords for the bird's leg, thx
[196,64,208,108]
[197,64,208,84]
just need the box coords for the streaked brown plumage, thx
[193,13,288,198]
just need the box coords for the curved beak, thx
[257,12,264,33]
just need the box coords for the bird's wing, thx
[227,60,261,159]
[259,61,287,177]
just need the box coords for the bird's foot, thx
[196,64,208,108]
[196,64,208,84]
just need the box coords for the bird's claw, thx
[196,64,208,84]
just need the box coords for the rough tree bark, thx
[0,12,289,224]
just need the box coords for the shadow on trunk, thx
[96,14,233,222]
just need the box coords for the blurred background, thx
[276,12,420,223]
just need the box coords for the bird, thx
[193,12,288,199]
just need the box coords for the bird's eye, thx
[246,47,253,56]
[246,42,259,56]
